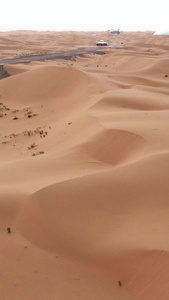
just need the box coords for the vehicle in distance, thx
[96,40,108,46]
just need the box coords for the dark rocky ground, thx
[0,65,10,80]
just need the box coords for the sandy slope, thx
[1,30,169,300]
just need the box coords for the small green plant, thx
[7,227,11,233]
[13,116,18,120]
[118,280,122,287]
[27,114,32,118]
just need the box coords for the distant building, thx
[109,29,120,34]
[96,40,108,46]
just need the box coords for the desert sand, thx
[1,30,169,299]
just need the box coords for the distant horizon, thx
[0,27,156,33]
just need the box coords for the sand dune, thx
[80,129,146,166]
[0,66,89,106]
[91,90,169,111]
[1,30,169,300]
[17,151,169,299]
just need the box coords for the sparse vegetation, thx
[32,151,44,156]
[27,114,32,118]
[2,141,9,144]
[13,116,18,120]
[7,227,11,233]
[118,281,122,287]
[0,102,11,118]
[68,122,72,125]
[39,130,48,137]
[28,143,36,150]
[23,130,33,136]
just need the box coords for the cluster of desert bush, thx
[24,126,49,138]
[0,101,10,118]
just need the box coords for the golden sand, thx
[1,30,169,300]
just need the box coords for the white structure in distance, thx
[154,30,169,35]
[96,40,108,46]
[109,29,120,34]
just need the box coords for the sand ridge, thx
[1,30,169,300]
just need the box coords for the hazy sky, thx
[1,0,169,31]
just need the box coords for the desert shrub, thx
[28,143,36,150]
[7,227,11,233]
